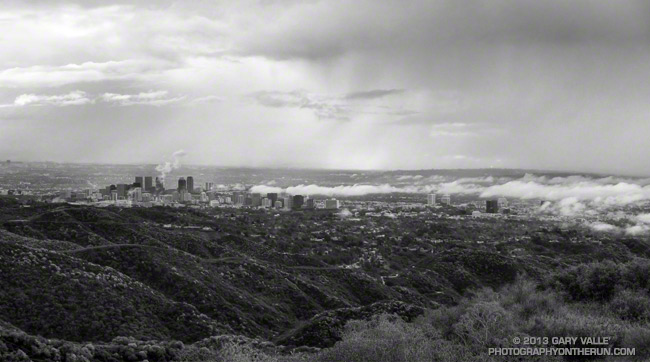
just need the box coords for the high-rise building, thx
[440,194,451,205]
[427,193,436,206]
[251,193,262,207]
[305,198,315,209]
[497,197,508,208]
[486,199,499,214]
[135,177,143,188]
[155,177,164,191]
[116,184,128,198]
[187,176,194,193]
[325,199,340,209]
[237,194,245,205]
[292,195,304,209]
[275,200,283,209]
[178,177,187,192]
[205,182,214,191]
[283,196,293,210]
[267,193,278,206]
[144,176,153,192]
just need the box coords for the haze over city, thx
[2,0,650,174]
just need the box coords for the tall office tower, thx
[144,176,153,192]
[486,199,499,214]
[155,177,164,191]
[325,199,340,209]
[116,184,128,198]
[292,195,304,209]
[267,193,278,206]
[305,198,315,209]
[205,182,214,191]
[237,194,246,205]
[427,193,436,206]
[135,176,143,188]
[275,200,283,209]
[283,196,293,210]
[178,177,187,192]
[251,193,262,207]
[187,176,194,193]
[440,194,451,205]
[245,195,252,206]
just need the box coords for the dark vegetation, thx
[1,201,649,361]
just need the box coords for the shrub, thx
[315,313,474,362]
[622,327,650,361]
[609,289,650,322]
[452,301,514,349]
[549,261,618,301]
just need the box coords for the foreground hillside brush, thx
[3,262,650,361]
[2,204,650,361]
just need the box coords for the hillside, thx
[1,202,650,360]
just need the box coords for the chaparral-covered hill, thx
[1,197,649,361]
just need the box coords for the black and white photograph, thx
[1,0,649,361]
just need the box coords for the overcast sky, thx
[1,0,650,174]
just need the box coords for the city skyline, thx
[2,1,650,174]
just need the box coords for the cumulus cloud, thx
[2,89,214,108]
[0,59,174,88]
[101,90,185,106]
[11,91,92,107]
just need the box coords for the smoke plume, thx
[155,149,187,182]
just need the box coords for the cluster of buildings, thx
[54,175,342,210]
[426,193,510,215]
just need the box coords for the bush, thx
[500,277,561,319]
[550,261,621,302]
[452,301,514,349]
[609,289,650,322]
[316,314,476,362]
[622,327,650,361]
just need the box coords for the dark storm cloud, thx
[344,89,404,100]
[238,0,650,61]
[3,0,650,172]
[251,90,350,121]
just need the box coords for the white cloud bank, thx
[11,90,92,107]
[248,174,650,234]
[250,184,416,197]
[101,90,185,106]
[3,90,206,108]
